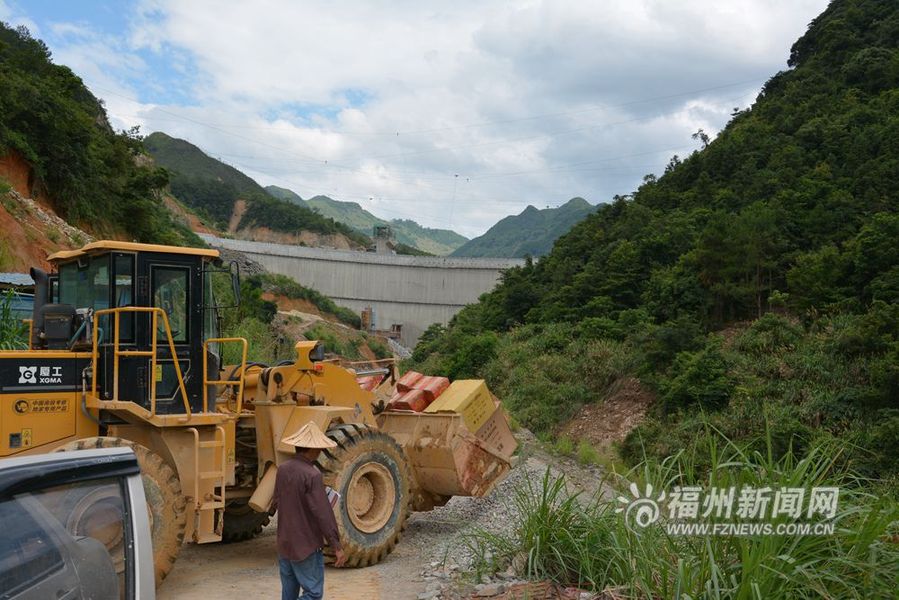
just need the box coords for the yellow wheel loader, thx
[0,241,516,585]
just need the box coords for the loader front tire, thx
[55,436,186,586]
[316,424,412,567]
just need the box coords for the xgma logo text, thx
[18,365,63,384]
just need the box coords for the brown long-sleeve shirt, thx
[272,454,342,561]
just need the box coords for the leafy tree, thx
[0,23,195,244]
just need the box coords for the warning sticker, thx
[21,428,32,448]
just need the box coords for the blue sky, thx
[0,0,829,237]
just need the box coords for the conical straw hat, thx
[281,421,337,449]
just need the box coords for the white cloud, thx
[0,0,40,33]
[21,0,830,238]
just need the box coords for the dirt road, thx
[159,439,605,600]
[159,514,431,600]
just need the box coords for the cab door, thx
[131,253,203,415]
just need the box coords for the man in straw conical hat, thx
[273,421,347,599]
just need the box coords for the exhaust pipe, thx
[30,267,48,348]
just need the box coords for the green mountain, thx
[265,185,307,207]
[304,195,382,231]
[389,218,469,256]
[411,0,899,485]
[0,23,195,245]
[266,187,469,255]
[451,197,595,258]
[144,133,368,246]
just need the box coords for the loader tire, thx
[222,498,272,542]
[316,423,412,567]
[55,436,186,586]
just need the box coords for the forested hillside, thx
[0,23,195,245]
[411,0,899,483]
[145,132,369,246]
[451,197,595,257]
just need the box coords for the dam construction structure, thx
[200,234,526,346]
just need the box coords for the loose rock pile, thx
[402,432,606,599]
[213,246,266,276]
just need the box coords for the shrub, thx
[661,343,734,413]
[633,318,705,374]
[366,338,391,360]
[734,313,803,355]
[221,317,277,365]
[576,440,600,466]
[854,409,899,477]
[304,324,362,360]
[444,331,499,380]
[555,436,575,456]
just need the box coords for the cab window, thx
[114,255,135,342]
[153,266,189,343]
[58,256,110,311]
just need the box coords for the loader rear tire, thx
[222,498,272,542]
[55,436,186,586]
[316,423,412,567]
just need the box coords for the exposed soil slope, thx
[0,169,93,272]
[557,377,654,449]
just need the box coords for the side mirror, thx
[230,261,241,307]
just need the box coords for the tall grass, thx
[0,290,28,349]
[468,429,899,598]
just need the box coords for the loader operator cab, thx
[34,242,238,415]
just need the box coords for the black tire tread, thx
[221,500,272,543]
[316,424,411,568]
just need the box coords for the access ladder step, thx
[199,471,225,479]
[200,501,224,510]
[198,440,224,448]
[196,532,222,544]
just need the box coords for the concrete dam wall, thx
[199,235,526,347]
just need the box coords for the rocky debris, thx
[474,582,506,596]
[8,190,93,246]
[388,337,413,359]
[413,569,603,600]
[213,246,266,277]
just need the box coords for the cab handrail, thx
[91,307,191,418]
[203,337,248,414]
